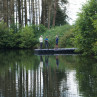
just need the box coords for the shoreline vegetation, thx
[0,22,74,50]
[0,0,97,56]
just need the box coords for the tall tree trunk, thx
[3,0,8,25]
[10,0,14,24]
[29,0,31,25]
[18,0,21,25]
[35,0,38,25]
[52,0,57,27]
[0,0,3,21]
[15,0,18,31]
[7,0,10,26]
[48,0,52,29]
[0,0,2,20]
[38,0,40,24]
[41,0,49,27]
[32,0,35,24]
[31,0,33,24]
[48,6,51,29]
[24,0,27,25]
[41,0,45,25]
[21,0,23,27]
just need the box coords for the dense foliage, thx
[0,20,73,49]
[0,21,46,49]
[74,0,97,55]
[76,56,97,97]
[32,24,47,37]
[59,28,74,48]
[55,7,68,26]
[41,25,73,48]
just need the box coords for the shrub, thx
[42,24,72,48]
[59,29,74,48]
[32,24,47,37]
[18,26,37,48]
[0,21,9,48]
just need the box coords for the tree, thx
[24,0,27,25]
[3,0,8,25]
[32,0,35,24]
[41,0,46,26]
[74,0,97,55]
[52,0,68,27]
[0,0,68,28]
[41,0,68,28]
[55,7,68,26]
[0,0,3,21]
[10,0,14,24]
[52,0,58,27]
[18,0,22,25]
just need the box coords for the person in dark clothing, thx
[56,35,59,49]
[45,36,49,49]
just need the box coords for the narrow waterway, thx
[0,50,97,97]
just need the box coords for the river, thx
[0,50,97,97]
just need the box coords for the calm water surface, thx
[0,50,97,97]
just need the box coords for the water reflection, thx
[45,56,49,67]
[0,51,81,97]
[43,55,67,97]
[1,50,97,97]
[76,56,97,97]
[56,55,59,68]
[39,56,43,68]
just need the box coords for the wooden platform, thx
[34,48,79,55]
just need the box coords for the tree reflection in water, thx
[76,56,97,97]
[42,55,67,97]
[0,50,82,97]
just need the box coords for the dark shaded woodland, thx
[0,0,68,28]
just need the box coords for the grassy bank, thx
[38,24,74,48]
[0,21,74,49]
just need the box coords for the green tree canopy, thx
[74,0,97,55]
[55,7,68,26]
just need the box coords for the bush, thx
[0,22,37,49]
[18,26,37,48]
[32,24,47,37]
[42,24,72,48]
[0,21,9,48]
[59,29,74,48]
